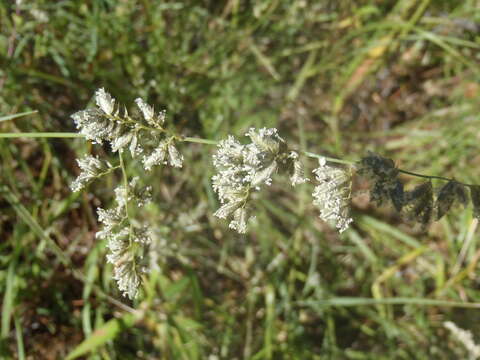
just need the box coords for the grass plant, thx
[1,0,480,358]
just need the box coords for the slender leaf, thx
[0,132,83,138]
[65,312,141,360]
[14,315,25,360]
[1,260,16,338]
[0,110,38,123]
[302,297,480,308]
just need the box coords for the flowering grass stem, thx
[182,136,218,145]
[1,132,474,187]
[398,169,477,187]
[0,132,83,138]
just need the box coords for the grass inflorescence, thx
[1,0,480,359]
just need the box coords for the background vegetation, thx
[1,0,480,358]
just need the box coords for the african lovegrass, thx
[2,1,480,358]
[70,88,480,300]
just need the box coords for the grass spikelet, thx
[404,181,433,226]
[435,180,468,220]
[470,186,480,220]
[358,152,403,210]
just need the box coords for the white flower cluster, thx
[444,321,480,360]
[312,158,353,233]
[212,127,307,233]
[70,155,113,192]
[70,89,181,299]
[72,88,183,171]
[96,177,153,299]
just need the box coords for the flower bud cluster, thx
[72,88,183,171]
[312,158,353,233]
[212,127,307,233]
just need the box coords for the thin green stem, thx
[0,132,83,138]
[2,131,477,187]
[108,113,162,135]
[398,169,451,182]
[302,151,355,166]
[0,110,38,123]
[119,152,136,255]
[182,136,218,145]
[397,169,476,187]
[118,153,130,220]
[98,165,121,179]
[299,297,480,309]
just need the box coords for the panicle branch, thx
[357,152,480,228]
[97,176,153,299]
[70,155,116,192]
[72,88,183,171]
[211,128,308,233]
[312,158,353,233]
[70,89,183,299]
[69,88,480,300]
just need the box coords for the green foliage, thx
[65,312,140,360]
[1,0,480,359]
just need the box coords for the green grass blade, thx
[14,315,25,360]
[346,229,378,264]
[302,297,480,308]
[1,260,16,338]
[264,285,275,359]
[0,132,83,138]
[0,186,136,315]
[65,312,141,360]
[0,111,38,123]
[0,185,70,266]
[359,215,421,248]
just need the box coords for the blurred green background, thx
[1,0,480,358]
